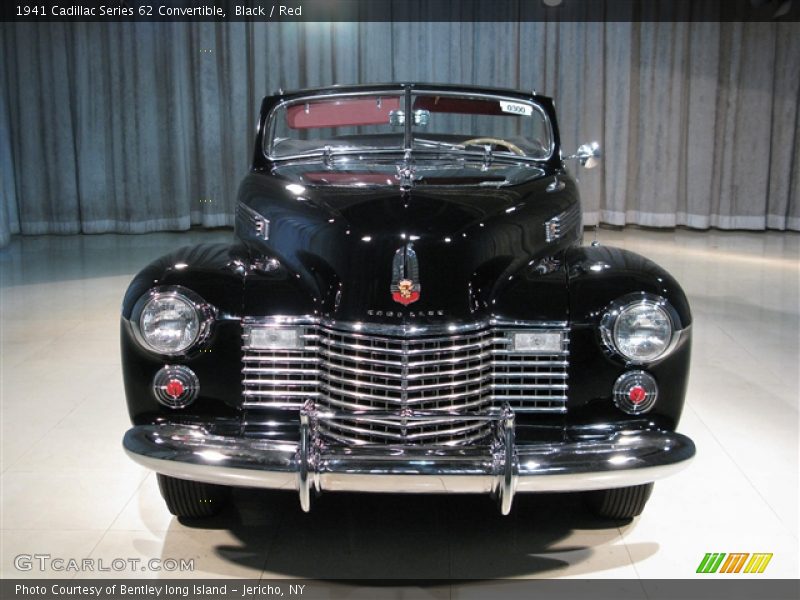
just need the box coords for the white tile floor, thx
[0,228,798,581]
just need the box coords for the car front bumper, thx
[123,408,695,514]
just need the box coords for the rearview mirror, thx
[568,141,602,169]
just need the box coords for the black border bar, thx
[3,0,800,23]
[3,579,800,600]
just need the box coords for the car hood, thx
[238,166,578,324]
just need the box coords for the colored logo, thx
[696,553,773,574]
[391,244,421,305]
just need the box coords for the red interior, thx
[286,96,401,129]
[285,95,516,130]
[412,96,507,116]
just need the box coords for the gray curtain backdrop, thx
[1,21,799,248]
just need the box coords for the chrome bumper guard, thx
[123,405,695,515]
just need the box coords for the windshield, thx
[269,92,405,158]
[267,90,552,162]
[409,92,551,159]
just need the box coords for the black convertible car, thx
[121,83,695,520]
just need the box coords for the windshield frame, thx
[263,87,555,164]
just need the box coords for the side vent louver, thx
[236,203,270,240]
[545,204,582,243]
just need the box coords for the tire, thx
[156,474,230,518]
[585,483,654,520]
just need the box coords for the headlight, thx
[132,287,214,355]
[601,295,678,363]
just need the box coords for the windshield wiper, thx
[413,138,466,151]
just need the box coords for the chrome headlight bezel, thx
[131,286,216,357]
[600,293,681,365]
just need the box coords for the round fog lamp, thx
[613,370,658,415]
[153,365,199,409]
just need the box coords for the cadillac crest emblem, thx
[391,244,421,305]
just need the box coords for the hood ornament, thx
[391,244,421,305]
[396,165,416,192]
[396,149,416,192]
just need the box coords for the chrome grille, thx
[241,325,319,407]
[317,328,495,445]
[242,320,569,446]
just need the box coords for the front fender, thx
[564,245,692,431]
[121,243,249,321]
[120,243,318,426]
[565,245,691,326]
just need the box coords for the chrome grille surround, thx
[242,319,569,446]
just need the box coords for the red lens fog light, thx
[152,365,199,409]
[628,385,647,404]
[613,370,658,414]
[165,379,185,398]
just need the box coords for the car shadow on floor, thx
[160,488,658,579]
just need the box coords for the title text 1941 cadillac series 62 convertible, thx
[121,83,695,520]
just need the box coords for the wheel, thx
[156,474,230,518]
[585,483,654,519]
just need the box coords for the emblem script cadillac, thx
[391,244,421,305]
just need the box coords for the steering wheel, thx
[462,137,525,156]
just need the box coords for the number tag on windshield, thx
[499,101,533,117]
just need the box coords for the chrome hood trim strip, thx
[242,315,569,337]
